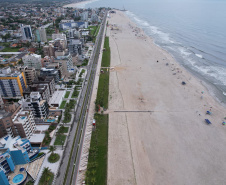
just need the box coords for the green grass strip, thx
[64,91,70,98]
[54,134,66,145]
[60,101,66,109]
[101,37,110,67]
[85,114,108,185]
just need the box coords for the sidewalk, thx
[34,149,63,185]
[76,16,107,184]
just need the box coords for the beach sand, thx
[107,10,226,185]
[63,0,94,8]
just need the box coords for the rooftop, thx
[29,133,45,143]
[49,90,65,105]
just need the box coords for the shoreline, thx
[124,10,226,108]
[63,0,96,8]
[107,10,226,185]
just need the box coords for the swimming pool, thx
[47,119,55,122]
[12,174,24,184]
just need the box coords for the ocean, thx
[79,0,226,105]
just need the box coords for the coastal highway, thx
[55,12,107,185]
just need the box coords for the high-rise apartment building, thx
[43,45,55,57]
[0,95,3,108]
[81,11,89,21]
[0,103,35,139]
[22,54,42,70]
[21,25,33,41]
[56,54,74,76]
[22,92,49,119]
[0,67,27,98]
[15,66,37,85]
[68,39,82,55]
[33,76,55,96]
[36,27,47,42]
[0,135,39,185]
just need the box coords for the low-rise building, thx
[49,90,66,108]
[40,68,60,83]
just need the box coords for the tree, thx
[42,167,51,183]
[1,33,11,42]
[91,177,96,185]
[49,146,56,154]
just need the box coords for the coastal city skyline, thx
[0,0,226,185]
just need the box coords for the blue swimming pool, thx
[47,119,55,122]
[12,174,24,184]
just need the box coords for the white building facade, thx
[22,54,42,70]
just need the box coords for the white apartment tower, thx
[12,110,36,139]
[22,54,42,70]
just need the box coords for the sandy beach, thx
[107,10,226,185]
[63,0,96,8]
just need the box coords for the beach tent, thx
[182,81,186,85]
[205,119,211,124]
[206,111,212,115]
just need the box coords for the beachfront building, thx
[0,135,39,185]
[22,92,49,119]
[15,66,37,85]
[22,54,42,70]
[0,103,35,139]
[0,67,27,98]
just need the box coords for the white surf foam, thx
[193,65,226,86]
[195,54,203,58]
[179,47,192,57]
[126,11,175,44]
[76,0,100,8]
[223,92,226,96]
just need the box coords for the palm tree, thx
[49,146,56,154]
[91,177,96,185]
[42,167,51,183]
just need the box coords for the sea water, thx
[81,0,226,105]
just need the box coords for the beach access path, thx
[107,10,226,185]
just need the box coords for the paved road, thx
[55,12,107,185]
